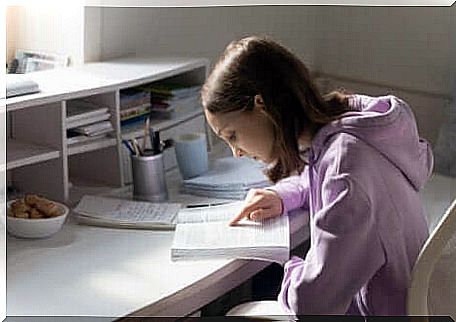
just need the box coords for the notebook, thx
[181,157,270,200]
[66,100,110,129]
[5,74,40,98]
[71,120,114,136]
[171,201,290,264]
[73,195,181,230]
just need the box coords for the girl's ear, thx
[254,94,266,111]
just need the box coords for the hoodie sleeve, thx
[266,166,310,215]
[278,173,385,315]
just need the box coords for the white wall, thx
[84,5,454,145]
[314,6,455,96]
[84,6,321,69]
[83,7,102,64]
[311,6,455,146]
[7,5,86,67]
[86,5,455,97]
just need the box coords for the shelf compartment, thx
[68,137,117,156]
[7,139,60,170]
[121,109,203,141]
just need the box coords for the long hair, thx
[201,35,351,183]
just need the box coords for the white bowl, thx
[7,199,69,239]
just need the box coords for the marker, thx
[149,127,161,155]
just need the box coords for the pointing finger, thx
[229,206,253,225]
[229,200,263,226]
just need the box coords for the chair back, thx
[407,197,456,317]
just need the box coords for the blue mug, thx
[174,133,209,180]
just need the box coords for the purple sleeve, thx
[278,174,385,315]
[267,166,310,215]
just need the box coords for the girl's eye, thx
[228,132,236,142]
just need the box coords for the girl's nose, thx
[231,146,244,158]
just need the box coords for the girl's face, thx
[205,95,276,164]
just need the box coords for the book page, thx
[172,215,289,249]
[177,201,245,224]
[74,195,181,224]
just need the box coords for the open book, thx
[171,201,290,264]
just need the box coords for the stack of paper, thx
[181,157,270,199]
[141,83,202,119]
[66,99,113,144]
[66,100,110,129]
[71,121,114,136]
[73,195,181,229]
[119,88,150,126]
[151,95,201,119]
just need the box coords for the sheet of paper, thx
[73,195,181,224]
[177,201,245,224]
[172,214,289,249]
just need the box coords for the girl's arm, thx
[278,173,385,314]
[267,166,310,215]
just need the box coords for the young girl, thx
[201,36,433,316]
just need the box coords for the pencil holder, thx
[130,151,168,202]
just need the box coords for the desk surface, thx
[6,169,310,319]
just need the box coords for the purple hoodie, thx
[270,94,433,315]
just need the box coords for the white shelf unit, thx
[5,56,210,206]
[6,139,61,170]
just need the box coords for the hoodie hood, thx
[310,95,434,191]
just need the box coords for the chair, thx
[407,197,456,318]
[225,300,296,321]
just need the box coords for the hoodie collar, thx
[308,95,433,191]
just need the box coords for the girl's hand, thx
[229,188,284,226]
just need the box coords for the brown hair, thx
[201,35,351,183]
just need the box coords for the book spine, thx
[120,104,150,120]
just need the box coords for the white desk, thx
[7,169,310,319]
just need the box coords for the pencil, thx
[131,139,140,156]
[142,117,150,152]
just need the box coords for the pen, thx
[186,202,228,208]
[122,140,135,155]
